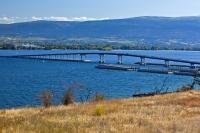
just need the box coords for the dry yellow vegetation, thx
[1,91,200,133]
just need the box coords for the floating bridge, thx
[1,51,200,76]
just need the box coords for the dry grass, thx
[1,91,200,133]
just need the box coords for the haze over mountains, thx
[1,16,200,49]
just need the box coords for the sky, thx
[1,0,200,23]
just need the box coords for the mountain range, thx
[1,16,200,46]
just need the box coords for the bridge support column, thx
[117,55,122,64]
[99,54,105,64]
[80,54,86,61]
[140,57,146,65]
[59,55,62,60]
[80,54,83,61]
[191,63,196,69]
[74,54,77,60]
[165,60,170,67]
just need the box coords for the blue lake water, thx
[0,50,200,109]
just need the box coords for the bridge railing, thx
[1,51,200,68]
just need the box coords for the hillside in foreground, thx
[1,91,200,133]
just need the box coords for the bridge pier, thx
[140,57,146,65]
[165,60,170,67]
[80,54,86,61]
[117,55,123,64]
[80,54,83,61]
[61,55,64,60]
[72,54,76,60]
[190,63,196,69]
[99,54,105,63]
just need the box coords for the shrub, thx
[39,90,53,108]
[176,85,192,92]
[63,88,74,106]
[94,105,106,116]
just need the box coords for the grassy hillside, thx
[1,91,200,133]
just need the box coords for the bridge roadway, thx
[1,51,200,66]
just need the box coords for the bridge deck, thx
[1,51,200,77]
[1,51,200,65]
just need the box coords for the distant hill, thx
[1,16,200,44]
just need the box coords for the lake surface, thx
[0,50,200,109]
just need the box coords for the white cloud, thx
[0,16,110,24]
[0,16,28,24]
[31,16,109,21]
[31,16,42,20]
[0,17,14,23]
[46,16,70,21]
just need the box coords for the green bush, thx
[94,105,106,116]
